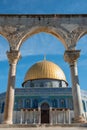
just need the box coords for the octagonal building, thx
[0,59,87,124]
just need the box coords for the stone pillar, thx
[38,107,41,124]
[64,50,85,122]
[68,109,71,124]
[29,110,32,123]
[50,107,52,125]
[25,109,28,124]
[33,109,36,124]
[20,109,23,124]
[55,109,57,124]
[63,109,66,124]
[3,50,21,124]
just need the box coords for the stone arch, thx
[25,99,31,108]
[17,26,68,50]
[33,99,38,108]
[60,98,66,108]
[70,26,87,48]
[39,100,51,108]
[17,99,23,110]
[41,102,49,110]
[0,34,10,93]
[52,99,57,108]
[68,98,73,110]
[76,34,87,90]
[41,102,50,124]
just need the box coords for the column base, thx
[3,120,13,125]
[73,116,86,123]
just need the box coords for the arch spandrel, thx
[66,26,87,49]
[0,15,87,50]
[0,25,24,50]
[74,27,87,46]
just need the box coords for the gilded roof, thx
[24,60,67,82]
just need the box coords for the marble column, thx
[50,107,52,125]
[33,109,36,124]
[3,50,21,124]
[38,107,41,124]
[20,109,23,124]
[68,109,71,124]
[63,109,66,124]
[55,109,57,124]
[64,50,85,122]
[25,109,27,124]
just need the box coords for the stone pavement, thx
[0,127,87,130]
[0,124,87,130]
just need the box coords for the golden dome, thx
[24,60,67,83]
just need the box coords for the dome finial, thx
[44,54,46,60]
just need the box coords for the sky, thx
[0,0,87,14]
[0,0,87,93]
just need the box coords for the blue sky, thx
[0,0,87,14]
[0,0,87,93]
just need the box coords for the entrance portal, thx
[41,103,49,124]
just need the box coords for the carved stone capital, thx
[64,50,80,64]
[7,50,21,65]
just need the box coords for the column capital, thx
[7,50,21,65]
[64,50,80,64]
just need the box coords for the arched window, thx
[41,103,49,110]
[68,99,73,110]
[61,81,67,87]
[30,82,34,87]
[57,81,61,87]
[25,81,29,87]
[60,99,66,108]
[50,82,53,88]
[33,99,38,108]
[40,82,44,87]
[18,99,23,109]
[59,81,62,88]
[44,83,48,87]
[25,99,31,108]
[52,99,57,108]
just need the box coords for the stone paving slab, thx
[0,124,87,130]
[0,127,87,130]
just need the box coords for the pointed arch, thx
[76,34,87,90]
[0,35,10,93]
[17,26,68,50]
